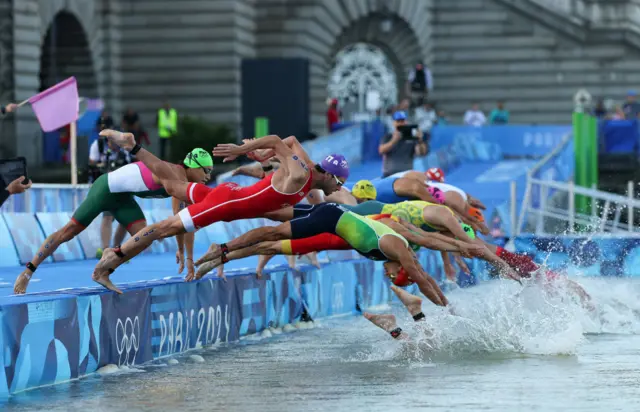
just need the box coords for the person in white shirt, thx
[414,102,438,137]
[463,103,487,127]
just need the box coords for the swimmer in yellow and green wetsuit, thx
[194,203,466,308]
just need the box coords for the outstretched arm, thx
[393,178,439,204]
[394,246,448,307]
[231,163,266,179]
[394,218,482,258]
[381,218,459,252]
[99,130,183,182]
[466,194,486,210]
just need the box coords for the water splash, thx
[357,276,640,362]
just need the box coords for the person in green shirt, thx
[489,101,509,125]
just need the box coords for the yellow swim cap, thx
[352,180,377,200]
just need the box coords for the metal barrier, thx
[1,183,172,214]
[518,178,640,235]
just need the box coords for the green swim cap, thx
[461,223,476,240]
[184,148,213,169]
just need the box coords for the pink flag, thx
[28,77,79,132]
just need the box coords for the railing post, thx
[517,176,532,235]
[568,180,575,233]
[591,183,597,217]
[25,188,32,214]
[510,180,517,237]
[628,180,634,232]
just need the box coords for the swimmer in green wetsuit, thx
[195,203,451,308]
[239,200,521,283]
[13,144,213,295]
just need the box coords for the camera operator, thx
[378,110,427,178]
[87,136,132,258]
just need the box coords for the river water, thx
[4,277,640,412]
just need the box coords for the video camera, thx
[396,124,420,140]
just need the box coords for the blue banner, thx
[100,291,152,367]
[600,120,639,154]
[430,125,571,157]
[150,279,238,359]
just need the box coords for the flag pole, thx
[70,121,78,185]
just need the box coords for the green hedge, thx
[169,116,236,165]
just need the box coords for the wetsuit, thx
[179,169,314,232]
[283,203,408,260]
[72,162,169,229]
[370,176,410,203]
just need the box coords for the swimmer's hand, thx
[186,258,195,281]
[212,143,242,162]
[454,254,471,275]
[99,129,136,151]
[443,260,456,282]
[248,149,276,163]
[459,243,483,259]
[176,251,185,274]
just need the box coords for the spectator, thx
[622,90,640,119]
[488,101,510,125]
[122,107,140,135]
[406,62,433,108]
[378,110,427,177]
[592,99,607,119]
[326,98,340,132]
[437,110,449,125]
[0,176,32,208]
[156,100,178,160]
[612,105,626,120]
[122,107,150,147]
[95,109,114,132]
[414,101,437,137]
[0,102,17,116]
[397,98,411,113]
[464,103,487,127]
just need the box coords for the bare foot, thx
[195,243,221,266]
[390,285,423,317]
[194,258,223,280]
[99,129,135,150]
[363,312,398,332]
[92,248,122,291]
[92,273,122,294]
[13,270,33,294]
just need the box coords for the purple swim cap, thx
[320,154,349,179]
[428,186,446,204]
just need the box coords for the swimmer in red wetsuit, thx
[91,131,349,293]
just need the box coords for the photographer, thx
[378,111,427,178]
[1,176,32,208]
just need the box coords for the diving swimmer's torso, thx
[107,162,170,198]
[335,207,409,260]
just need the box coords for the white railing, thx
[518,179,640,235]
[513,132,574,235]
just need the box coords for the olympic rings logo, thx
[115,316,140,367]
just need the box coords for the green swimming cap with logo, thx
[461,223,476,239]
[184,148,213,168]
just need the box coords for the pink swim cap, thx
[427,186,446,204]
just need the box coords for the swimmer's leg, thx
[390,285,425,321]
[363,312,410,341]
